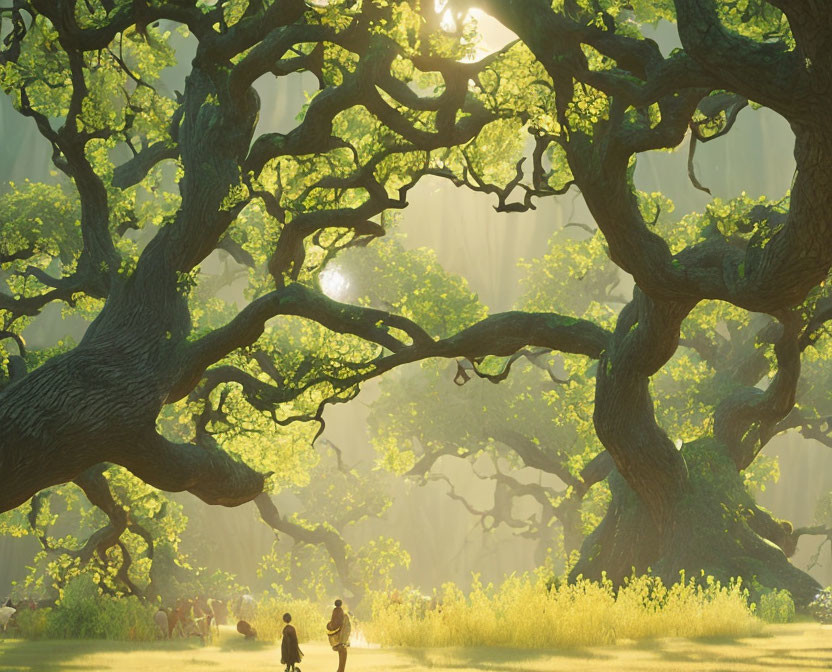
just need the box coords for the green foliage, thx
[715,0,793,45]
[754,588,795,624]
[0,181,81,263]
[0,0,817,625]
[351,537,411,594]
[809,587,832,624]
[336,235,487,338]
[2,466,236,608]
[250,594,328,644]
[147,540,244,608]
[23,574,158,641]
[257,445,410,601]
[12,607,52,639]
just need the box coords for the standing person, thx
[281,613,303,672]
[326,599,351,672]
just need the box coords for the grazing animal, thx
[168,599,196,638]
[0,606,16,632]
[236,620,257,639]
[208,598,228,628]
[169,598,208,643]
[193,596,213,641]
[154,609,169,639]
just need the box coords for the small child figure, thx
[281,612,303,672]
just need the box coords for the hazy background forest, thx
[1,15,830,601]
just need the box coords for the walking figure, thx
[281,612,303,672]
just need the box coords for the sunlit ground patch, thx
[1,623,830,672]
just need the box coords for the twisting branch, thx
[426,148,575,215]
[672,0,809,118]
[254,493,364,602]
[687,92,749,194]
[0,247,37,265]
[490,428,581,489]
[111,141,179,190]
[431,470,536,533]
[171,282,610,404]
[575,451,615,499]
[405,442,473,479]
[714,313,801,470]
[792,525,832,571]
[26,464,144,596]
[9,34,119,295]
[765,1,832,72]
[115,430,268,508]
[0,330,26,359]
[0,275,90,319]
[717,293,832,471]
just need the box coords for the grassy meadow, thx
[1,623,830,672]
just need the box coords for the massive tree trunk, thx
[572,440,821,606]
[574,288,822,605]
[0,49,268,513]
[475,0,832,605]
[0,269,268,512]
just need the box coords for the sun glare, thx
[319,267,350,301]
[461,8,519,62]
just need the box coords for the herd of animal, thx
[153,596,230,642]
[0,594,258,642]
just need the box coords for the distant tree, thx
[370,208,832,592]
[362,228,619,565]
[3,464,183,601]
[256,440,409,606]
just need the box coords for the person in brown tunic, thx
[281,613,303,672]
[326,599,351,672]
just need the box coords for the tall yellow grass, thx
[364,572,761,648]
[250,597,328,644]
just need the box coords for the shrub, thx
[250,595,328,644]
[12,607,52,639]
[755,589,795,624]
[365,571,761,649]
[809,587,832,624]
[22,575,158,641]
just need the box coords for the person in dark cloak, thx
[280,612,303,672]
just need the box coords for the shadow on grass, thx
[216,636,272,653]
[396,644,613,671]
[0,637,204,672]
[393,627,832,672]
